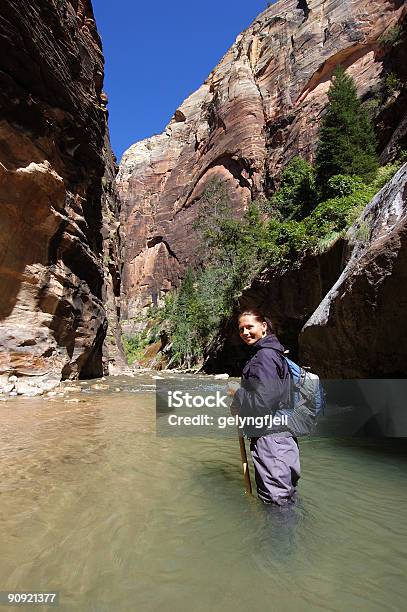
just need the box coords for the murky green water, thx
[1,374,406,611]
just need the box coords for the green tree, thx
[193,179,236,263]
[271,156,317,220]
[315,66,378,192]
[167,182,270,366]
[170,267,200,367]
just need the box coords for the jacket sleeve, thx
[232,351,286,418]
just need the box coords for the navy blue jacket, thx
[231,334,291,437]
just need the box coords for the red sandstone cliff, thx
[117,0,406,321]
[0,0,125,393]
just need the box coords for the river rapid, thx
[0,373,406,611]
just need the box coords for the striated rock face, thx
[300,163,407,377]
[118,0,406,317]
[0,0,123,383]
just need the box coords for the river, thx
[0,373,406,611]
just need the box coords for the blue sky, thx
[92,0,273,161]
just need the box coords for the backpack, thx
[282,356,325,437]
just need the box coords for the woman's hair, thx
[237,308,274,334]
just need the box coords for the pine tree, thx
[315,66,378,192]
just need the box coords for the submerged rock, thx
[62,386,82,393]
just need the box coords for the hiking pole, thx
[238,428,252,495]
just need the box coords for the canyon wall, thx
[0,0,124,390]
[206,164,407,377]
[118,0,406,320]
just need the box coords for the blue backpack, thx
[282,356,325,437]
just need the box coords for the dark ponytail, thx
[237,308,274,334]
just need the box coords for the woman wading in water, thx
[230,309,300,505]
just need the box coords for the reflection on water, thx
[0,374,406,611]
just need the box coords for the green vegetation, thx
[354,218,373,245]
[379,24,403,47]
[165,181,267,367]
[169,267,201,368]
[325,174,365,198]
[267,156,317,221]
[122,330,150,365]
[123,68,405,368]
[121,295,175,365]
[383,71,401,96]
[315,66,378,194]
[363,63,405,120]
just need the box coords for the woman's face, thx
[238,315,267,345]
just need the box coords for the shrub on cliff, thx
[325,174,365,198]
[315,66,378,193]
[306,185,376,247]
[379,24,403,47]
[270,156,318,221]
[262,172,378,262]
[264,218,312,264]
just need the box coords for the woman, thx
[230,309,300,505]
